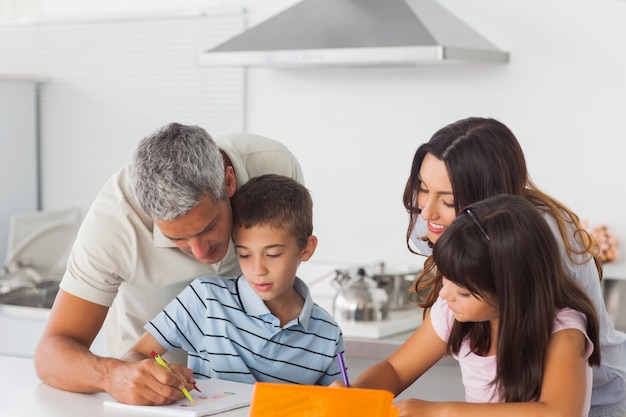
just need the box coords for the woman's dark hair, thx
[432,194,600,402]
[403,117,601,309]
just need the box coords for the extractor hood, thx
[199,0,509,68]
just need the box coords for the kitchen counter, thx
[604,260,626,281]
[344,327,465,402]
[0,326,464,416]
[0,304,51,357]
[0,303,106,357]
[345,333,408,360]
[342,311,456,366]
[0,75,48,82]
[0,355,249,417]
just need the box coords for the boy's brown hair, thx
[231,174,312,249]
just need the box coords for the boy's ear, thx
[299,235,318,262]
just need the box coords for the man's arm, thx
[33,290,179,405]
[35,290,197,405]
[34,290,111,391]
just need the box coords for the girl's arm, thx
[394,328,590,417]
[350,313,447,396]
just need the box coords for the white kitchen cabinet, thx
[0,77,41,261]
[0,306,49,357]
[0,305,105,358]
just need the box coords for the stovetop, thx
[336,308,422,339]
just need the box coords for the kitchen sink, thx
[0,280,59,309]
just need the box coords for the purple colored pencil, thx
[337,352,350,387]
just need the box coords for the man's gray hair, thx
[132,123,226,221]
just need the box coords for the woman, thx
[400,117,624,417]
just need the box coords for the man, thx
[34,123,303,403]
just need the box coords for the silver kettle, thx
[332,268,389,322]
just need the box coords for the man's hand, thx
[107,358,196,405]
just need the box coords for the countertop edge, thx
[344,333,458,366]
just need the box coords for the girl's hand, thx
[329,380,347,388]
[394,398,436,417]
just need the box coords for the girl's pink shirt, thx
[430,296,594,415]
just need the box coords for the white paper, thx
[103,378,254,417]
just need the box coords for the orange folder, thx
[249,382,399,417]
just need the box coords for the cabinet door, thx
[0,80,39,262]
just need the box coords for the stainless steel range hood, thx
[199,0,509,68]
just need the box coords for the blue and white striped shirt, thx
[146,275,344,386]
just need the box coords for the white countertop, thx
[0,74,48,82]
[603,260,626,281]
[0,355,249,417]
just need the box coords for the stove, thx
[298,261,423,339]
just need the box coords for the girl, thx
[345,194,600,417]
[403,117,625,417]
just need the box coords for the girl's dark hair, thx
[403,117,601,309]
[432,194,600,402]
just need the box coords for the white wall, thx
[8,0,626,271]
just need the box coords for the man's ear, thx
[225,166,237,198]
[299,235,318,262]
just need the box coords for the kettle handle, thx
[332,269,349,289]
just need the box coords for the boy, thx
[122,174,344,405]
